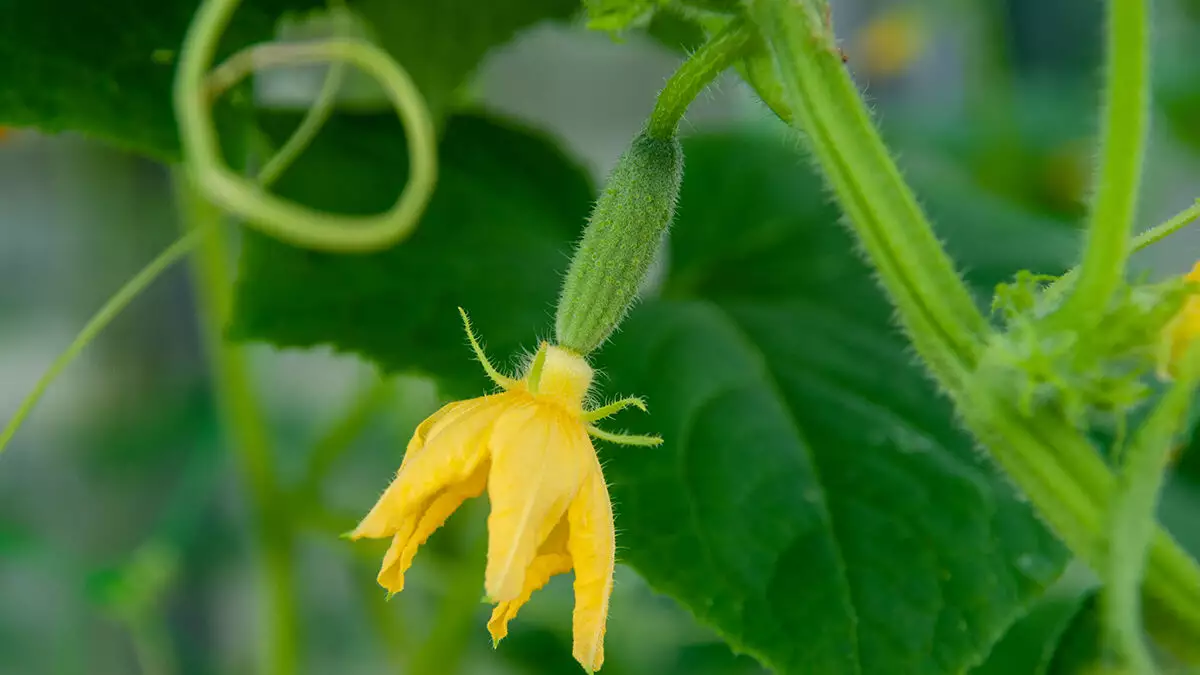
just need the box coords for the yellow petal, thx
[485,404,590,602]
[399,398,484,471]
[567,454,615,673]
[377,461,489,593]
[487,517,573,644]
[352,395,511,540]
[1160,262,1200,378]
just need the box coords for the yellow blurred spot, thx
[1159,261,1200,380]
[853,7,929,78]
[1040,140,1090,212]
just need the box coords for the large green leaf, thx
[0,0,325,160]
[1044,594,1105,675]
[591,130,1074,674]
[228,117,1077,673]
[229,111,594,395]
[352,0,579,118]
[969,569,1097,675]
[0,0,575,160]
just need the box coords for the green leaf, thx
[0,0,318,160]
[0,0,575,161]
[582,0,662,32]
[1044,594,1106,675]
[582,0,734,33]
[591,129,1075,674]
[888,81,1097,220]
[351,0,579,117]
[970,568,1098,675]
[229,111,594,395]
[229,118,1077,673]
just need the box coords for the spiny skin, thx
[556,132,684,354]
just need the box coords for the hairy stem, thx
[742,0,1200,660]
[742,0,987,388]
[1044,199,1200,305]
[647,19,753,139]
[1106,345,1200,672]
[1131,199,1200,253]
[1055,0,1150,328]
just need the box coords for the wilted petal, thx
[352,394,513,540]
[487,517,572,643]
[485,407,589,602]
[377,461,489,593]
[568,454,615,673]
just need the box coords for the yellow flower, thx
[350,309,659,673]
[853,7,929,78]
[1160,261,1200,379]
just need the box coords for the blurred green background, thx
[3,0,1200,673]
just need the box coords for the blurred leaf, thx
[230,117,1078,673]
[646,10,707,53]
[888,81,1097,220]
[1160,473,1200,562]
[229,111,593,396]
[1044,594,1105,675]
[674,642,768,675]
[1167,412,1200,541]
[583,0,734,35]
[1157,40,1200,153]
[0,0,577,161]
[0,0,322,160]
[497,622,586,674]
[81,386,216,475]
[583,0,662,32]
[970,569,1097,675]
[351,0,579,117]
[86,544,180,618]
[0,518,36,555]
[591,129,1074,674]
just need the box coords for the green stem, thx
[127,614,179,675]
[174,171,297,675]
[0,7,353,457]
[175,0,437,253]
[1044,199,1200,306]
[965,0,1021,194]
[0,232,201,454]
[297,376,394,498]
[647,19,754,140]
[742,0,987,386]
[1055,0,1150,329]
[1130,199,1200,253]
[742,0,1200,660]
[357,557,410,669]
[1106,345,1200,673]
[255,33,347,188]
[408,510,488,675]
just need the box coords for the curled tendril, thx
[0,0,438,455]
[176,0,438,252]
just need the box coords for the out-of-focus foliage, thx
[3,0,1200,674]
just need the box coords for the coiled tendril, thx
[0,0,438,454]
